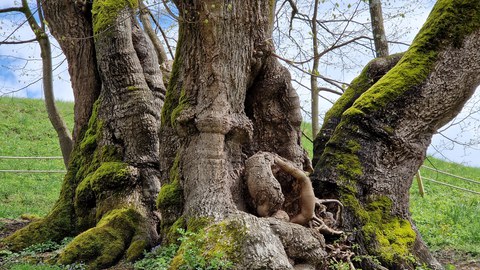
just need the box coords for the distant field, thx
[0,97,479,261]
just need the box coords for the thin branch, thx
[37,0,46,31]
[148,8,175,59]
[0,38,37,44]
[161,0,179,21]
[0,7,23,13]
[0,8,38,43]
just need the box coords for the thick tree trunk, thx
[41,0,102,142]
[4,1,166,268]
[312,1,480,269]
[158,1,325,269]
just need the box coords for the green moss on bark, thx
[363,196,416,265]
[322,2,480,265]
[156,152,183,210]
[169,219,245,270]
[126,239,148,261]
[58,208,143,269]
[161,25,189,127]
[346,0,480,118]
[92,0,138,35]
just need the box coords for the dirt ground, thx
[1,218,479,269]
[435,249,480,270]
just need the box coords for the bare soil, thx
[435,250,480,270]
[0,218,31,240]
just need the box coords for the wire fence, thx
[418,165,480,196]
[1,156,480,196]
[0,156,66,173]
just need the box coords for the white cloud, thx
[0,11,74,101]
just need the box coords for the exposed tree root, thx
[325,242,356,270]
[245,151,344,239]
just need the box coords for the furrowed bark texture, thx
[312,1,480,269]
[159,1,322,269]
[4,2,166,268]
[42,0,101,142]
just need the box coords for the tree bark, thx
[4,1,166,268]
[369,0,389,57]
[312,1,480,269]
[41,0,102,142]
[311,0,320,138]
[158,1,323,268]
[3,0,480,269]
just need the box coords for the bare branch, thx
[0,7,23,13]
[0,38,37,44]
[148,9,175,59]
[161,0,179,21]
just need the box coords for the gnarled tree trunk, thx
[3,0,480,269]
[4,1,166,268]
[312,1,480,269]
[158,1,324,268]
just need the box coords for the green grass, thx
[301,122,313,158]
[0,97,479,262]
[0,97,74,218]
[411,157,480,255]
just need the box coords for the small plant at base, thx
[175,228,234,270]
[134,244,179,270]
[328,259,351,270]
[23,240,61,254]
[0,237,85,270]
[135,227,234,270]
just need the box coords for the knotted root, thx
[245,152,343,237]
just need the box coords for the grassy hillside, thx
[411,157,480,255]
[0,97,479,264]
[0,97,73,218]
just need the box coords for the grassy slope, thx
[0,97,73,218]
[412,158,480,255]
[0,97,478,258]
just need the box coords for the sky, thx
[1,0,480,167]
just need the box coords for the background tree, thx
[0,0,73,167]
[2,0,480,269]
[274,0,429,138]
[369,0,389,57]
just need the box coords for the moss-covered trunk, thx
[3,1,166,268]
[3,0,480,269]
[157,1,330,269]
[312,1,480,269]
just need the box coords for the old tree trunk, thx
[3,0,480,269]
